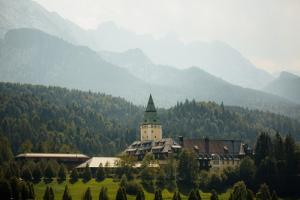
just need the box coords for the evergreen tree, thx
[247,189,254,200]
[135,188,145,200]
[256,183,271,200]
[96,163,106,181]
[99,187,109,200]
[63,185,72,200]
[120,174,128,188]
[172,191,181,200]
[82,187,92,200]
[140,166,154,189]
[195,189,201,200]
[156,169,166,189]
[44,164,55,181]
[70,168,79,182]
[256,157,278,187]
[229,181,248,200]
[43,186,55,200]
[49,187,55,200]
[0,179,12,199]
[58,164,67,181]
[273,132,284,161]
[115,187,127,200]
[177,150,198,186]
[21,167,33,181]
[165,157,177,191]
[21,182,30,200]
[32,165,42,182]
[284,134,297,175]
[210,190,218,200]
[154,189,163,200]
[254,133,273,166]
[83,165,92,182]
[28,182,35,199]
[271,190,278,200]
[9,177,21,200]
[239,157,255,188]
[188,190,198,200]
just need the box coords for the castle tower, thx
[140,94,162,141]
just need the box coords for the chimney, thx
[178,136,184,147]
[204,137,209,154]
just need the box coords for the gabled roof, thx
[182,138,244,156]
[125,138,181,156]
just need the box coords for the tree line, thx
[1,82,300,157]
[0,132,299,199]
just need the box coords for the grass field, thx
[34,178,231,200]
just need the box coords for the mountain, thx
[1,82,299,155]
[101,48,300,119]
[0,0,85,44]
[0,0,273,89]
[1,28,299,119]
[0,28,159,104]
[91,22,274,89]
[264,71,300,104]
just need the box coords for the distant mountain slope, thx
[0,28,299,119]
[93,22,273,89]
[264,72,300,104]
[100,49,300,119]
[0,0,85,43]
[0,28,158,104]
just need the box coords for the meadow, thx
[34,178,231,200]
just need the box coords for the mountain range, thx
[0,0,274,89]
[1,28,300,120]
[0,0,299,120]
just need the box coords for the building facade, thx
[179,137,247,170]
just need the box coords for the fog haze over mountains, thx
[0,0,300,119]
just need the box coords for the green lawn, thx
[34,178,231,200]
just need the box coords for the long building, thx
[15,153,89,169]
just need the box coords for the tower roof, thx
[142,94,160,125]
[145,94,156,112]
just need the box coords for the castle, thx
[125,94,249,169]
[125,95,181,160]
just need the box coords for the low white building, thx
[76,157,120,169]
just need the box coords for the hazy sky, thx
[33,0,300,74]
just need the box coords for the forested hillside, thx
[0,82,299,156]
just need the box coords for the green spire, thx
[142,94,160,125]
[146,94,156,112]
